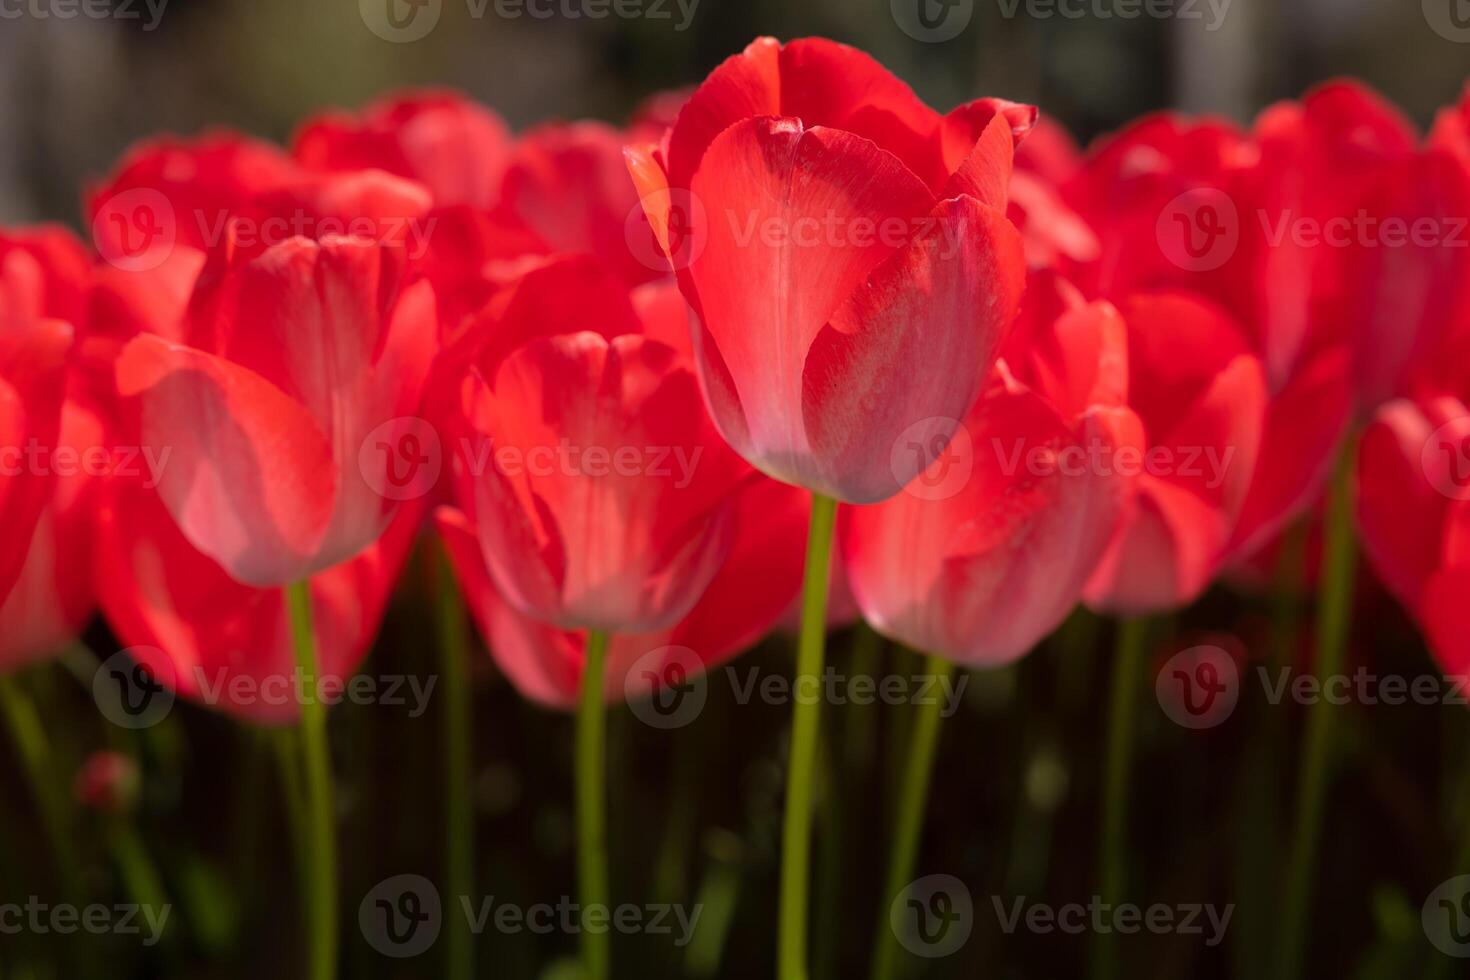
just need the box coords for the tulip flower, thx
[95,469,421,726]
[844,273,1140,665]
[436,471,806,710]
[0,396,102,673]
[293,91,513,211]
[627,40,1031,972]
[842,273,1141,980]
[95,144,438,980]
[0,227,82,607]
[450,259,750,634]
[448,248,751,978]
[1356,395,1470,678]
[1082,291,1266,614]
[112,173,438,588]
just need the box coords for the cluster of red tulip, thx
[2,34,1468,980]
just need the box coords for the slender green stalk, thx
[435,548,474,980]
[285,581,338,980]
[1428,745,1470,980]
[577,629,611,980]
[870,653,958,980]
[1091,616,1150,980]
[0,674,84,901]
[778,492,839,980]
[1277,447,1357,980]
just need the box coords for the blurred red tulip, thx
[1084,292,1266,614]
[626,36,1028,503]
[110,172,439,587]
[293,90,513,211]
[1356,395,1470,677]
[435,472,806,709]
[95,467,421,725]
[0,227,81,607]
[0,396,103,672]
[842,274,1141,664]
[450,258,751,633]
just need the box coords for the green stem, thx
[0,674,84,902]
[577,629,611,980]
[436,548,474,980]
[1277,447,1356,980]
[870,653,957,980]
[285,581,338,980]
[1091,616,1150,980]
[778,492,838,980]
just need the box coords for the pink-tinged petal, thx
[116,333,337,587]
[1086,475,1228,615]
[666,37,944,192]
[441,469,805,710]
[0,397,103,671]
[0,315,73,604]
[940,114,1016,211]
[665,37,782,188]
[292,91,513,210]
[802,196,1025,502]
[98,474,419,725]
[501,122,656,287]
[460,253,642,381]
[436,505,582,708]
[1356,399,1454,609]
[1421,567,1470,680]
[200,237,438,572]
[685,117,936,493]
[1228,346,1351,561]
[844,382,1138,665]
[461,332,743,632]
[1007,281,1128,420]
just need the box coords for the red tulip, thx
[95,466,421,725]
[450,257,751,632]
[1083,291,1267,614]
[293,90,513,211]
[111,172,439,587]
[1356,395,1470,677]
[842,273,1141,664]
[436,473,805,709]
[0,227,81,606]
[626,36,1028,503]
[501,121,666,289]
[0,396,102,672]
